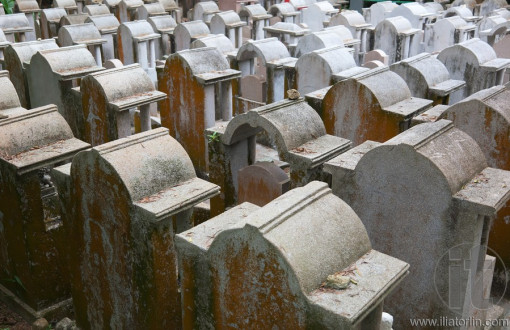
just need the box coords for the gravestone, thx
[40,8,67,39]
[414,85,510,285]
[0,70,26,117]
[293,30,345,58]
[437,38,510,103]
[324,119,510,328]
[190,34,236,56]
[301,1,338,32]
[206,98,351,215]
[238,4,271,40]
[390,53,465,105]
[374,16,421,65]
[27,45,104,137]
[0,30,10,70]
[54,0,79,15]
[3,39,59,109]
[424,16,475,53]
[0,105,89,321]
[51,128,219,329]
[295,46,360,95]
[193,1,219,24]
[329,10,372,63]
[81,63,166,145]
[83,3,110,15]
[58,23,106,66]
[363,1,397,26]
[85,14,120,61]
[320,67,433,146]
[388,2,436,30]
[137,2,166,20]
[232,38,296,113]
[118,0,143,22]
[175,181,409,329]
[119,20,160,84]
[210,10,246,48]
[173,20,211,51]
[159,47,240,176]
[237,161,290,206]
[148,14,176,58]
[0,13,33,43]
[268,2,300,24]
[263,22,309,50]
[13,0,39,40]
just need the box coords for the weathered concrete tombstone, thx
[0,105,90,321]
[263,22,309,51]
[363,0,397,26]
[118,0,143,22]
[13,0,39,40]
[0,13,33,43]
[206,98,351,214]
[192,1,219,24]
[0,70,26,117]
[437,38,510,102]
[478,15,508,46]
[81,63,166,145]
[268,2,300,24]
[159,47,240,176]
[119,20,160,84]
[237,161,290,206]
[190,34,236,57]
[295,46,362,95]
[424,16,475,53]
[238,4,271,40]
[210,10,246,48]
[83,3,110,15]
[324,119,510,329]
[137,2,166,20]
[158,0,181,22]
[374,16,421,65]
[148,14,176,58]
[3,39,59,109]
[323,25,362,64]
[27,45,104,137]
[413,85,510,285]
[54,0,79,15]
[58,23,106,66]
[390,53,466,105]
[86,14,120,61]
[388,2,436,30]
[59,13,90,27]
[317,66,433,146]
[329,9,372,62]
[293,29,345,58]
[445,5,481,24]
[40,8,67,39]
[173,20,211,51]
[175,181,409,329]
[301,1,338,32]
[232,38,296,112]
[51,128,219,329]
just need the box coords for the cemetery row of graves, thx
[0,0,510,327]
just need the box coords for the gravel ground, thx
[0,299,30,330]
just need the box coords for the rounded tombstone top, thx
[377,16,414,34]
[86,14,120,33]
[41,8,67,22]
[329,10,367,27]
[211,10,242,26]
[438,38,497,67]
[83,3,110,15]
[237,37,290,64]
[193,1,219,20]
[238,4,268,20]
[147,14,177,33]
[175,20,210,39]
[14,0,40,13]
[268,3,298,17]
[191,34,236,54]
[119,19,160,39]
[175,46,230,75]
[294,30,344,57]
[58,23,103,46]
